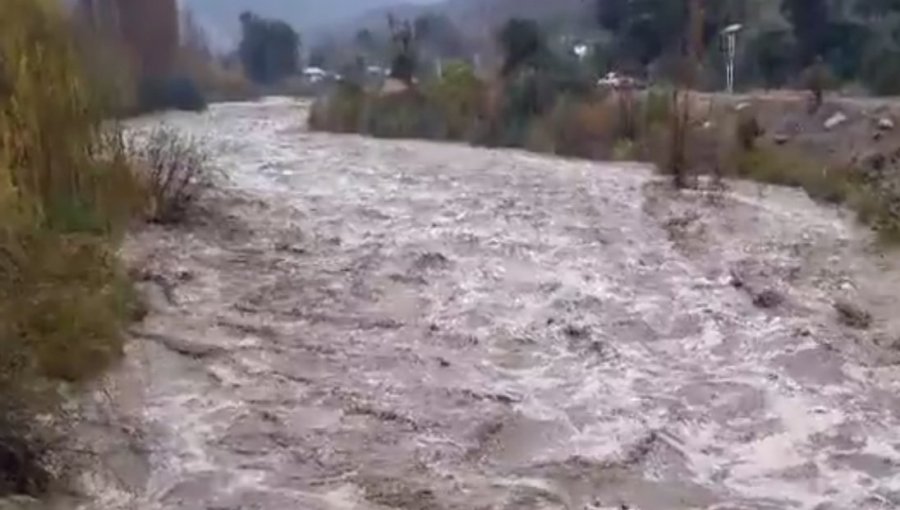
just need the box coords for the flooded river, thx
[82,98,900,510]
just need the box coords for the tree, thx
[497,18,546,77]
[597,0,628,32]
[388,15,417,84]
[745,29,797,88]
[238,12,301,85]
[781,0,830,66]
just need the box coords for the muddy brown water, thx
[77,98,900,509]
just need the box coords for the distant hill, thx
[183,0,589,51]
[182,0,439,49]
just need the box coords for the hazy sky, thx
[184,0,441,48]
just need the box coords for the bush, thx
[736,147,850,204]
[309,83,367,133]
[363,91,448,139]
[545,96,621,159]
[424,61,484,140]
[138,75,207,113]
[861,45,900,96]
[128,128,213,224]
[0,0,144,495]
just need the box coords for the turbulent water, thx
[82,98,900,510]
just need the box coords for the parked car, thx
[597,72,646,90]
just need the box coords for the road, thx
[84,98,900,510]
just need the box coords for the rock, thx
[275,242,308,255]
[878,117,895,131]
[563,324,591,339]
[773,133,791,145]
[824,112,848,130]
[176,268,194,282]
[735,102,751,112]
[834,300,873,330]
[413,252,451,271]
[753,289,785,309]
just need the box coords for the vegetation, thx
[310,4,900,242]
[0,0,147,496]
[239,11,301,86]
[129,128,214,224]
[388,16,418,85]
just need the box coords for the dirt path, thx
[92,98,900,510]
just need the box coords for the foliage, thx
[743,29,797,89]
[425,61,484,139]
[497,18,547,77]
[129,128,213,224]
[781,0,830,67]
[861,44,900,95]
[543,96,623,159]
[0,0,144,495]
[138,76,207,113]
[309,83,367,133]
[388,16,418,84]
[239,11,301,85]
[364,92,448,139]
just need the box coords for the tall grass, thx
[0,0,145,496]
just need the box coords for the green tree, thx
[238,11,301,85]
[781,0,830,66]
[745,29,797,88]
[497,18,547,77]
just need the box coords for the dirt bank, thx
[78,97,900,510]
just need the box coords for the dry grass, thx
[546,96,622,159]
[0,0,146,496]
[128,127,213,224]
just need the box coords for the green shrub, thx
[861,45,900,96]
[363,91,448,139]
[424,61,484,140]
[309,83,367,133]
[640,87,673,129]
[736,147,851,204]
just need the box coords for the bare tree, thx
[669,0,704,189]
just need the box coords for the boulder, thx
[878,117,895,131]
[834,299,873,330]
[824,112,848,130]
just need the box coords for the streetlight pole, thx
[722,24,742,94]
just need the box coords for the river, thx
[80,97,900,510]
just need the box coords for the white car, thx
[597,72,645,90]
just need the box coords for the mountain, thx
[182,0,440,49]
[326,0,589,48]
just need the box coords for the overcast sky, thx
[184,0,441,48]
